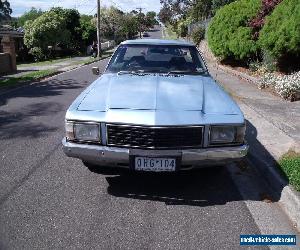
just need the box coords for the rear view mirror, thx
[92,67,100,75]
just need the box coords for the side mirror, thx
[92,67,100,75]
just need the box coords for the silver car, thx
[62,39,248,172]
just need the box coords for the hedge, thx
[259,0,300,59]
[207,0,261,60]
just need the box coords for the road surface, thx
[0,27,298,250]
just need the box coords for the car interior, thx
[108,45,203,73]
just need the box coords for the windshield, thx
[106,44,207,74]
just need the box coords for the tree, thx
[120,13,139,39]
[190,0,212,21]
[24,11,71,60]
[158,3,173,24]
[17,7,43,27]
[158,0,191,25]
[0,0,12,22]
[99,7,125,40]
[145,11,159,28]
[80,15,97,46]
[50,8,81,49]
[91,7,139,42]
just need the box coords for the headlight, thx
[210,125,245,145]
[66,121,101,143]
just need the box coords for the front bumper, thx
[62,138,248,169]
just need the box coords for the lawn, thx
[18,57,73,67]
[0,69,58,87]
[0,50,114,88]
[278,151,300,191]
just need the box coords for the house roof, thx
[0,25,24,38]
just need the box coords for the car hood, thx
[77,73,239,115]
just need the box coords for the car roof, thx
[121,39,194,46]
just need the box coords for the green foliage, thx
[279,152,300,191]
[24,11,71,60]
[259,0,300,59]
[29,47,45,61]
[80,15,96,46]
[146,11,159,27]
[0,69,57,86]
[120,14,139,39]
[207,0,261,60]
[94,6,138,41]
[17,7,43,27]
[0,0,12,22]
[176,20,188,37]
[191,26,205,45]
[211,0,236,14]
[190,0,212,21]
[158,3,173,24]
[50,8,81,48]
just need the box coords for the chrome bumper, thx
[62,138,248,169]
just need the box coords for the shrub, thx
[211,0,236,15]
[249,50,277,73]
[249,0,282,39]
[177,20,188,38]
[258,0,300,59]
[191,26,205,45]
[260,71,300,100]
[29,47,45,61]
[207,0,261,61]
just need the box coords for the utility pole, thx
[97,0,102,58]
[136,7,143,39]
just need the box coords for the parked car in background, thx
[62,39,248,172]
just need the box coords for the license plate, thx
[134,157,176,172]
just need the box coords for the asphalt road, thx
[0,28,298,250]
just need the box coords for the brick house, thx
[0,25,24,75]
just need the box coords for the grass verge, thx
[0,69,58,87]
[18,57,73,67]
[72,51,113,67]
[278,151,300,191]
[0,50,114,89]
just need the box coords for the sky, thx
[10,0,162,17]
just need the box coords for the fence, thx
[101,40,116,50]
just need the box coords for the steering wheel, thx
[124,57,145,70]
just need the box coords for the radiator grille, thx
[106,124,203,149]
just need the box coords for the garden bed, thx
[199,41,300,102]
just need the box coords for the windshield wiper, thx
[117,70,148,75]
